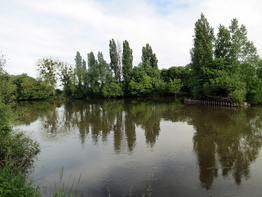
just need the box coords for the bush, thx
[102,82,124,98]
[0,160,40,197]
[0,131,40,168]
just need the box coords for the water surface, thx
[15,97,262,196]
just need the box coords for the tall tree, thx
[214,25,231,60]
[190,13,215,98]
[87,52,100,94]
[109,39,120,81]
[142,44,158,69]
[87,52,97,69]
[97,51,110,88]
[122,40,133,88]
[97,51,104,63]
[229,18,259,65]
[74,51,85,90]
[75,51,82,69]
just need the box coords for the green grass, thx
[0,159,40,197]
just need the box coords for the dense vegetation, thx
[6,14,262,104]
[0,53,40,196]
[0,12,262,196]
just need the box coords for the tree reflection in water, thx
[190,106,262,189]
[17,98,262,190]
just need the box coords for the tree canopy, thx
[2,13,261,103]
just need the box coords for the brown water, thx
[15,97,262,196]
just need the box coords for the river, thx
[14,97,262,196]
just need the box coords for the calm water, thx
[15,97,262,196]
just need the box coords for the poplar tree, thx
[190,13,214,97]
[87,52,99,93]
[214,25,231,60]
[97,51,104,63]
[229,18,258,65]
[142,44,158,69]
[109,39,120,81]
[74,51,84,89]
[122,40,133,87]
[97,51,110,87]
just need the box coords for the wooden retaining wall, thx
[184,98,250,107]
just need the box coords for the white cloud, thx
[1,0,262,77]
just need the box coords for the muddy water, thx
[15,97,262,196]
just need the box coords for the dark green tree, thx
[190,13,215,98]
[142,44,158,69]
[97,51,104,63]
[229,19,259,65]
[87,52,99,95]
[97,52,110,88]
[109,39,121,81]
[122,40,133,92]
[214,25,231,60]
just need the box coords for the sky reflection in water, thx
[15,97,262,196]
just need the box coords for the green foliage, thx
[109,39,121,81]
[167,78,183,93]
[190,13,215,98]
[246,77,262,103]
[57,62,73,97]
[161,65,191,93]
[129,75,153,96]
[0,98,12,136]
[229,19,259,65]
[0,74,16,104]
[189,14,260,103]
[0,161,40,197]
[191,13,214,76]
[37,57,60,96]
[142,44,158,69]
[0,53,40,197]
[0,130,40,168]
[214,25,231,59]
[102,81,124,98]
[122,40,133,93]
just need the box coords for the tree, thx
[74,51,85,93]
[87,51,100,95]
[102,82,124,98]
[36,57,59,96]
[167,78,183,93]
[122,40,133,90]
[97,51,104,63]
[57,61,73,96]
[128,66,153,96]
[75,51,82,68]
[142,44,158,69]
[190,13,215,98]
[214,25,231,60]
[87,51,97,69]
[97,52,110,88]
[229,18,259,65]
[109,39,121,81]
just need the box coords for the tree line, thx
[3,13,262,104]
[34,41,183,99]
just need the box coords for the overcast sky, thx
[1,0,262,78]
